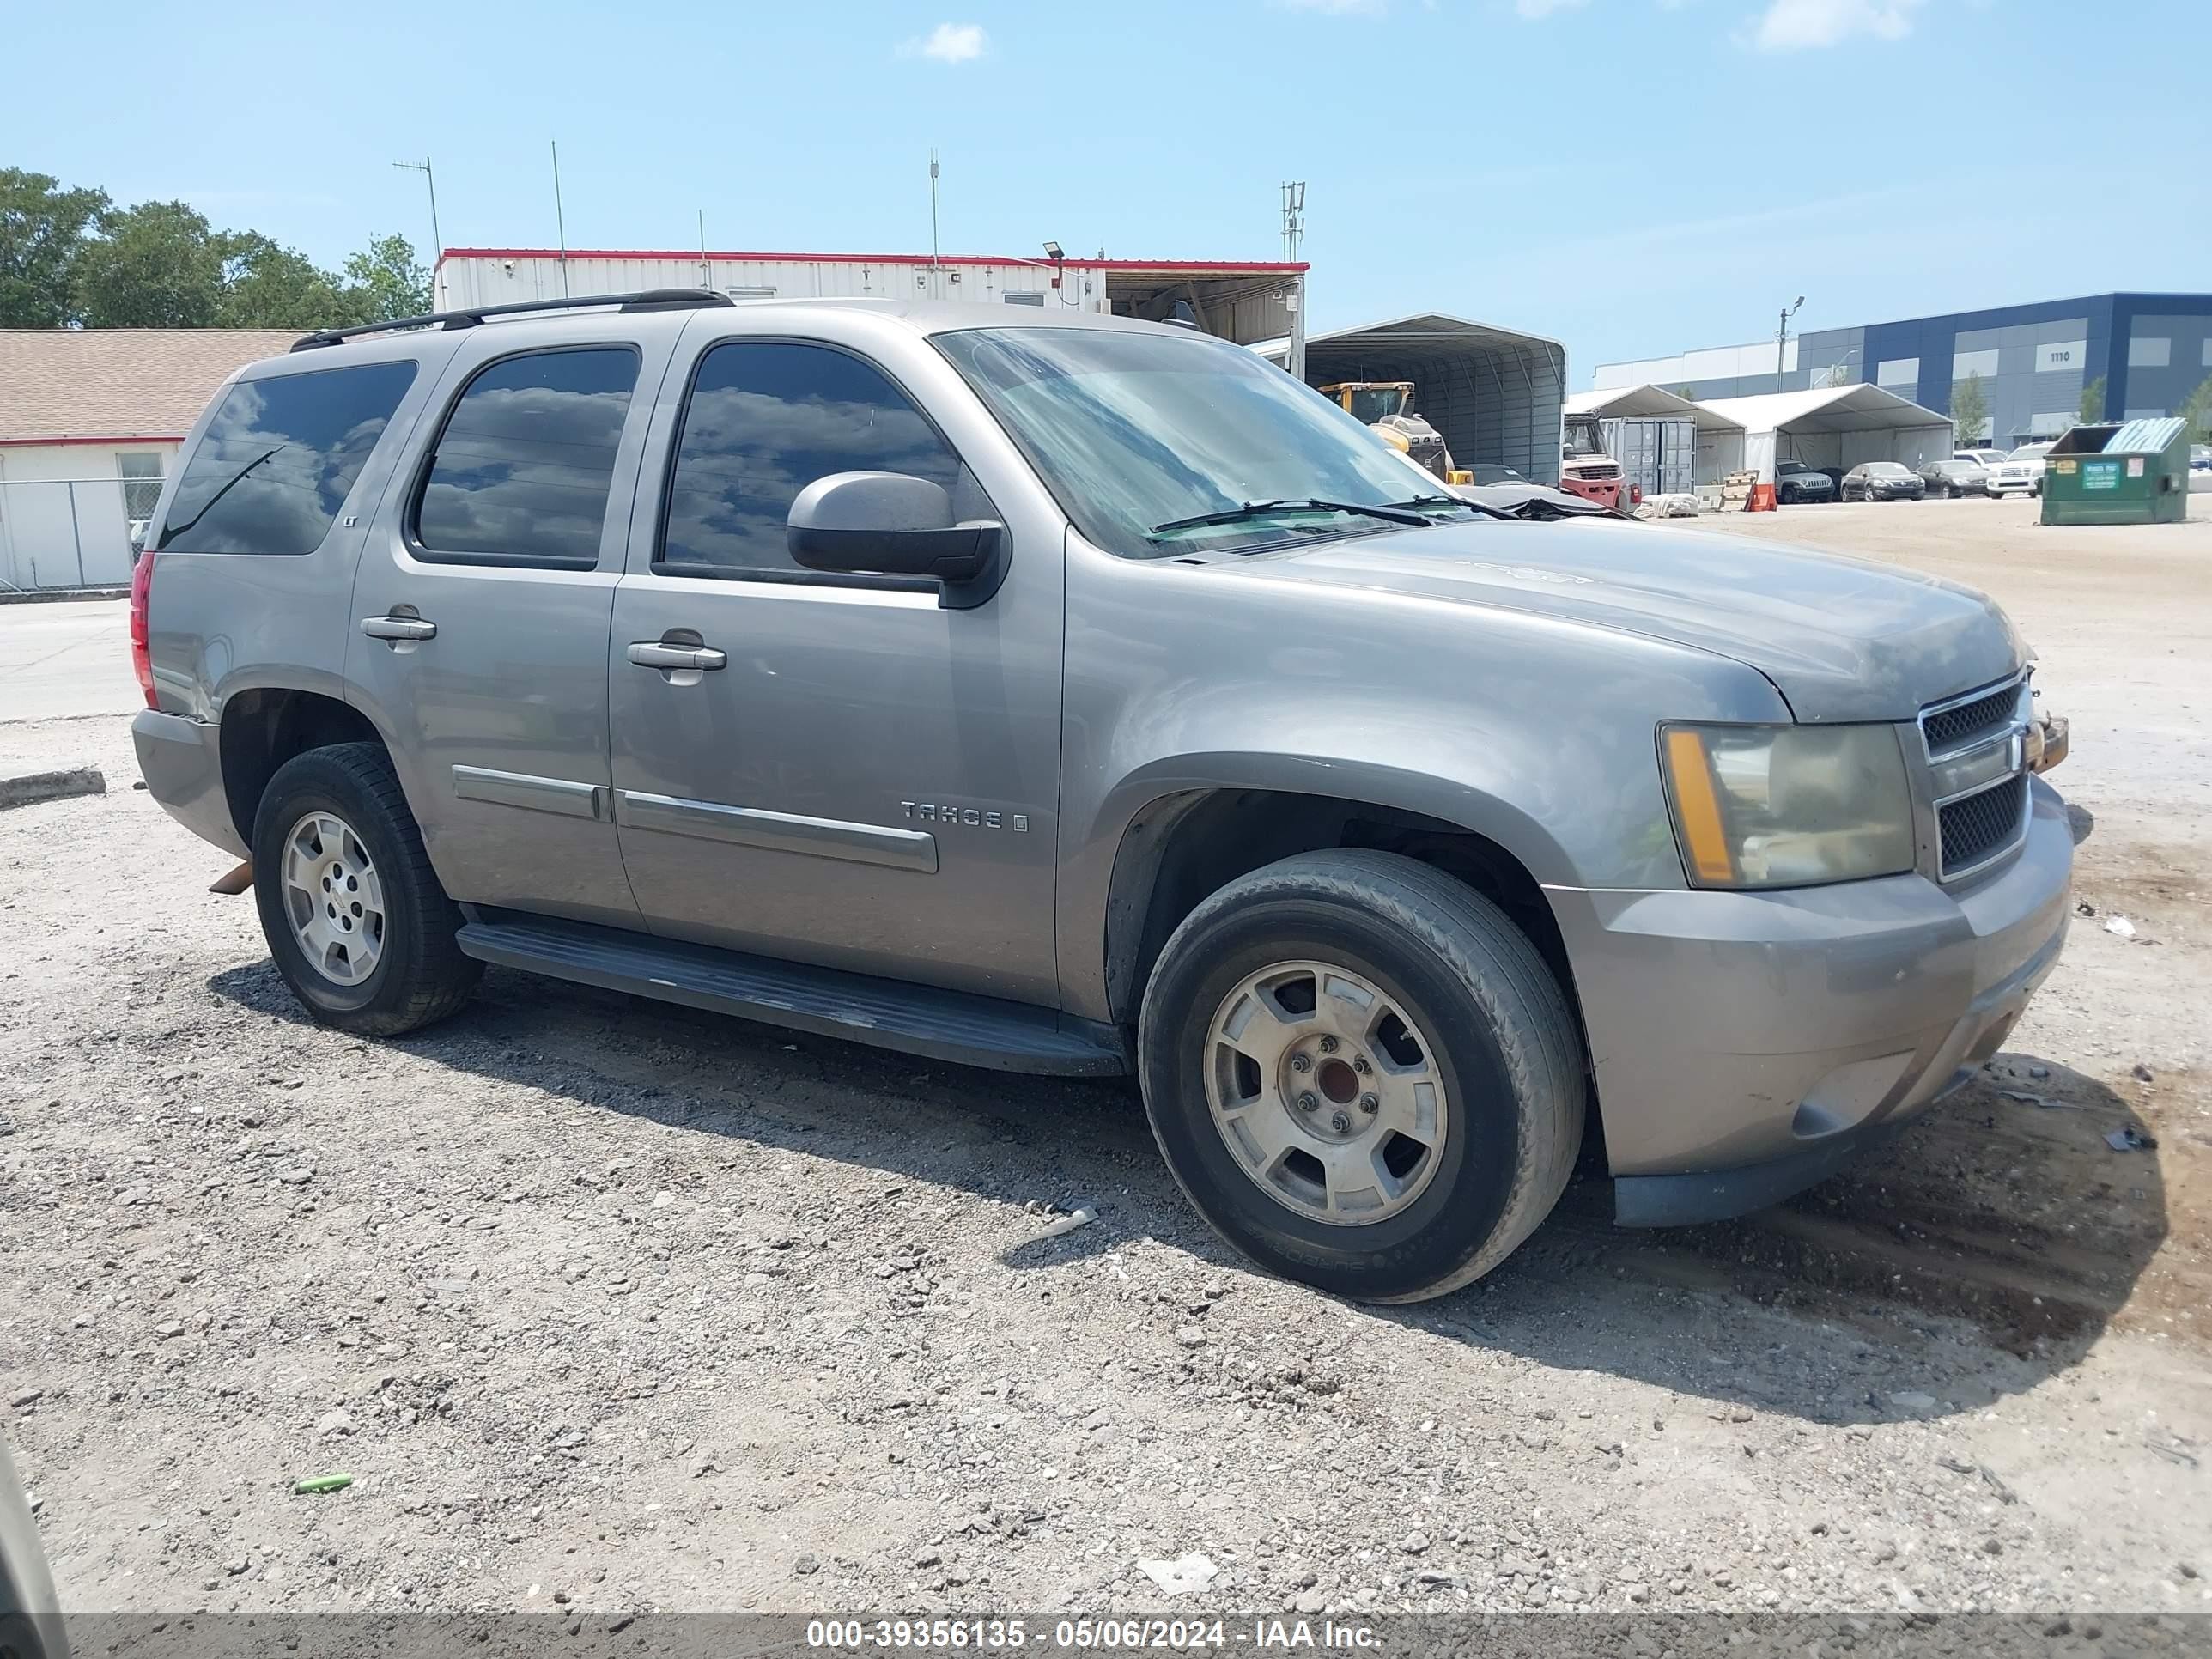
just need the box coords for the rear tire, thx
[251,743,482,1036]
[1136,851,1583,1303]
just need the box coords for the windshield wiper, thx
[159,445,283,542]
[1149,497,1434,535]
[1375,490,1516,522]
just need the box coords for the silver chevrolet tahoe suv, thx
[130,289,2074,1302]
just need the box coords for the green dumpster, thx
[2041,416,2191,526]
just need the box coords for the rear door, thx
[345,320,679,928]
[604,318,1065,1006]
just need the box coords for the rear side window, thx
[659,341,971,576]
[159,361,416,556]
[414,347,641,568]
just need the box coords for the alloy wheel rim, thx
[280,811,386,986]
[1202,959,1449,1227]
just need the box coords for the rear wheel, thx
[252,744,481,1036]
[1137,851,1583,1303]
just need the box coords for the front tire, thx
[251,743,482,1036]
[1136,851,1584,1303]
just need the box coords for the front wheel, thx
[252,743,482,1036]
[1137,851,1584,1303]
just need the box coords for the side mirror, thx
[787,471,1001,588]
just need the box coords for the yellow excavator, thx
[1318,381,1472,484]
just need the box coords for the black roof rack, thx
[289,287,735,352]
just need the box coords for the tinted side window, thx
[159,361,417,556]
[415,347,640,567]
[660,342,968,575]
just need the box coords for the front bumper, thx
[1547,776,2073,1224]
[132,708,246,859]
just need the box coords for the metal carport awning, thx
[1259,312,1569,485]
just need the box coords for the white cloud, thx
[1516,0,1588,15]
[1749,0,1924,50]
[902,21,988,62]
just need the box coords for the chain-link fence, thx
[0,466,165,592]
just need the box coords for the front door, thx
[607,331,1063,1005]
[345,331,673,928]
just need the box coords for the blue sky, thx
[6,0,2203,381]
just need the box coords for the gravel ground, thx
[3,504,2208,1620]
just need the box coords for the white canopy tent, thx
[1563,384,1741,432]
[1563,385,1747,489]
[1696,384,1954,484]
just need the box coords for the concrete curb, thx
[0,587,130,605]
[0,768,107,810]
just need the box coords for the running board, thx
[454,912,1128,1077]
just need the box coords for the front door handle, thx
[627,642,727,672]
[362,616,437,641]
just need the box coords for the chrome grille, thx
[1920,672,2031,879]
[1569,464,1620,481]
[1939,775,2027,877]
[1923,683,2021,754]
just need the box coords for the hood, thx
[1213,520,2021,722]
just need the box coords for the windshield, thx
[2009,444,2051,459]
[933,327,1457,558]
[1562,416,1606,459]
[1867,463,1913,478]
[1346,386,1410,423]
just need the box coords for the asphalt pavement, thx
[0,598,139,728]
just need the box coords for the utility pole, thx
[699,209,710,289]
[392,157,441,264]
[1281,181,1308,382]
[929,150,942,299]
[551,141,570,296]
[1777,295,1803,391]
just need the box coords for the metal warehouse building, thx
[1595,291,2212,450]
[436,247,1308,348]
[1263,313,1569,486]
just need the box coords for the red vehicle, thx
[1558,412,1626,510]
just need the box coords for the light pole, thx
[1777,295,1803,390]
[392,157,441,267]
[1282,181,1308,381]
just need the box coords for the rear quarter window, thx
[159,360,418,556]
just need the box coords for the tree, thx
[0,168,108,326]
[217,234,368,330]
[343,233,432,321]
[2180,375,2212,446]
[1950,372,1990,446]
[2078,375,2106,425]
[73,200,227,327]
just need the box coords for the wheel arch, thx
[217,684,387,850]
[1092,762,1583,1041]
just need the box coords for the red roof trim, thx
[437,247,1307,275]
[0,434,181,449]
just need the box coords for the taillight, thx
[129,548,157,708]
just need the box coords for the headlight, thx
[1660,722,1915,889]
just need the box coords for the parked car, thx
[129,289,2074,1303]
[2006,442,2054,495]
[1775,459,1835,504]
[1843,461,1926,501]
[1956,448,2008,470]
[1917,459,1990,498]
[2190,444,2209,472]
[1986,455,2039,497]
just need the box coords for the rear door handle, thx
[627,642,727,672]
[362,616,437,641]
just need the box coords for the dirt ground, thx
[3,495,2209,1620]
